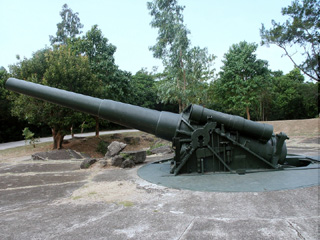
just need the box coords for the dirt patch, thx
[0,143,53,162]
[301,137,319,144]
[262,118,319,137]
[62,180,147,204]
[62,132,169,158]
[0,132,171,161]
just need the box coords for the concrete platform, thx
[0,153,319,239]
[138,160,319,192]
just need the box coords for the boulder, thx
[124,136,141,145]
[99,160,109,167]
[121,159,135,168]
[111,155,124,167]
[142,135,155,142]
[111,133,122,140]
[32,149,90,161]
[80,159,97,169]
[150,146,174,155]
[105,141,127,158]
[121,150,146,164]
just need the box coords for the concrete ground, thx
[0,147,319,240]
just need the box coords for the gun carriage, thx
[6,78,294,175]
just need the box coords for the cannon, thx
[6,78,292,175]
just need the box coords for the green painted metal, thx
[6,78,306,175]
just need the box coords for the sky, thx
[1,0,302,76]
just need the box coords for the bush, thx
[22,127,39,148]
[96,140,109,155]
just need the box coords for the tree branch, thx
[278,44,319,82]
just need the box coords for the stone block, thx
[121,150,146,164]
[105,141,127,158]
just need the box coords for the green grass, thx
[72,196,82,200]
[119,152,132,160]
[118,201,134,207]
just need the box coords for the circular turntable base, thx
[138,160,319,192]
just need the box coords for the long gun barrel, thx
[5,78,273,142]
[5,78,179,141]
[6,78,289,174]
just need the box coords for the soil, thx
[262,118,319,150]
[262,118,319,137]
[0,131,170,161]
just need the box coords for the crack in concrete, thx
[54,205,125,237]
[287,220,306,240]
[178,217,196,240]
[0,180,88,191]
[0,170,82,177]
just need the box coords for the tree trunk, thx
[180,49,187,113]
[178,99,182,113]
[95,116,99,137]
[70,124,74,138]
[246,106,251,120]
[81,121,86,133]
[52,128,65,150]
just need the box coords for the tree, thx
[76,25,117,85]
[0,67,25,142]
[50,4,84,45]
[270,68,318,119]
[75,24,130,102]
[214,41,270,120]
[9,46,98,149]
[147,0,215,112]
[260,0,320,82]
[72,25,119,136]
[131,69,158,109]
[184,46,215,105]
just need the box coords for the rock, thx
[111,155,124,167]
[80,159,97,169]
[105,141,127,158]
[142,136,155,142]
[99,160,109,167]
[150,146,174,155]
[32,149,90,161]
[121,159,135,168]
[111,133,122,139]
[121,150,146,164]
[124,136,141,145]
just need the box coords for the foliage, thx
[0,67,25,142]
[50,4,84,45]
[131,69,158,109]
[147,0,189,60]
[9,46,98,149]
[269,68,318,119]
[72,24,132,103]
[213,41,270,120]
[96,140,109,155]
[260,0,320,82]
[74,25,116,97]
[211,65,318,120]
[22,127,39,148]
[147,0,215,112]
